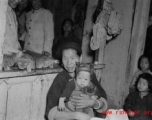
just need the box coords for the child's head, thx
[138,55,150,72]
[61,18,74,36]
[75,63,94,88]
[136,73,152,93]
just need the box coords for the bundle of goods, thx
[2,50,58,72]
[17,53,35,72]
[2,52,22,71]
[36,55,54,69]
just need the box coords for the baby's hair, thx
[137,55,150,70]
[61,18,74,36]
[135,73,152,93]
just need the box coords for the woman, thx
[46,38,107,120]
[52,18,81,59]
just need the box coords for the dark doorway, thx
[144,1,152,58]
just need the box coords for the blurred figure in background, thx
[52,18,81,59]
[16,0,29,49]
[20,0,54,56]
[3,0,23,55]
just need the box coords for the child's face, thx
[137,78,148,92]
[140,57,149,71]
[76,71,90,88]
[63,22,73,33]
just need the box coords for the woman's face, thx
[18,0,28,11]
[8,0,22,8]
[62,49,80,73]
[63,22,73,33]
[140,57,149,71]
[31,0,42,10]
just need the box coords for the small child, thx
[58,63,99,117]
[124,73,152,120]
[129,55,152,92]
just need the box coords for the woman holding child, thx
[46,36,108,120]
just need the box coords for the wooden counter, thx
[0,64,105,120]
[0,64,105,79]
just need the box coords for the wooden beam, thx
[0,64,105,79]
[82,0,99,63]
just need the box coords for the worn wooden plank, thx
[100,0,136,108]
[38,74,57,120]
[0,81,7,120]
[82,0,99,63]
[0,67,63,79]
[1,74,57,120]
[5,76,41,85]
[6,83,32,120]
[0,64,105,79]
[30,76,42,120]
[0,0,8,70]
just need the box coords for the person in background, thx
[124,73,152,120]
[3,0,23,55]
[15,0,29,49]
[46,39,107,120]
[21,0,54,56]
[129,55,152,92]
[61,18,75,37]
[52,18,81,59]
[15,0,29,37]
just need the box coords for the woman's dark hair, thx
[135,73,152,93]
[137,55,150,70]
[61,18,74,36]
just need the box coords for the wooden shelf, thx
[0,64,105,79]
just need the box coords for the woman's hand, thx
[128,110,135,117]
[70,94,95,108]
[42,51,52,57]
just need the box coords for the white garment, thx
[3,5,21,55]
[24,8,54,54]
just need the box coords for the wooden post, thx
[82,0,99,63]
[100,0,150,108]
[0,0,8,70]
[125,0,150,94]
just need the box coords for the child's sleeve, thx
[124,93,134,111]
[148,95,152,112]
[60,80,76,98]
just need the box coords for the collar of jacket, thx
[32,8,43,14]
